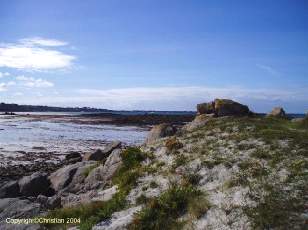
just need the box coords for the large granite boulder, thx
[0,198,43,230]
[49,161,96,192]
[197,102,215,115]
[18,172,54,197]
[213,99,250,116]
[64,161,98,193]
[267,107,286,118]
[83,141,121,161]
[145,123,177,144]
[84,149,122,191]
[196,99,250,117]
[0,181,20,198]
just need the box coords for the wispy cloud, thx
[16,75,54,88]
[19,37,68,47]
[0,71,10,78]
[0,38,75,71]
[256,64,279,76]
[0,81,15,92]
[7,86,307,112]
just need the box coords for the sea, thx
[0,112,149,166]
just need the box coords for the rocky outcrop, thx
[197,102,215,115]
[145,123,177,144]
[183,114,215,131]
[84,149,122,191]
[0,198,44,230]
[0,180,20,198]
[65,152,82,164]
[49,161,96,192]
[197,99,250,117]
[83,141,121,161]
[267,107,286,118]
[18,172,54,197]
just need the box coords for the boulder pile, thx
[0,141,124,229]
[197,99,250,116]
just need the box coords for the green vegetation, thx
[45,190,126,230]
[172,154,188,169]
[165,137,183,152]
[129,184,208,230]
[45,116,308,230]
[149,181,159,188]
[245,183,307,230]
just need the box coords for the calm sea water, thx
[0,114,148,163]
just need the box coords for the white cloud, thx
[0,38,75,71]
[6,86,307,112]
[0,81,15,92]
[19,37,68,47]
[16,75,54,88]
[256,64,279,76]
[0,72,10,78]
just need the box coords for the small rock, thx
[18,172,54,197]
[0,198,44,230]
[36,194,48,205]
[0,181,20,198]
[183,114,215,131]
[267,107,287,118]
[83,141,121,161]
[65,152,82,163]
[47,195,62,209]
[145,123,177,144]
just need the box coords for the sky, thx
[0,0,307,112]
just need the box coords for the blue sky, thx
[0,0,307,112]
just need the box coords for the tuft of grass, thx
[149,181,159,189]
[188,195,211,219]
[251,149,271,159]
[121,147,146,170]
[45,190,126,230]
[136,194,149,205]
[182,172,202,186]
[165,137,183,152]
[129,185,207,230]
[173,154,188,169]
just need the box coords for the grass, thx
[45,147,148,230]
[182,172,202,186]
[149,181,159,188]
[244,183,306,230]
[45,190,126,230]
[129,184,208,230]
